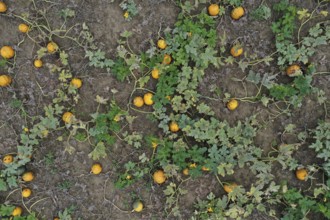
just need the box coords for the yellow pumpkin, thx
[12,206,23,216]
[0,1,7,13]
[286,64,302,77]
[18,24,29,33]
[153,170,166,184]
[143,93,154,105]
[151,68,160,79]
[70,78,82,89]
[162,54,172,65]
[0,75,12,87]
[91,163,102,175]
[62,112,74,123]
[133,200,143,212]
[0,46,15,59]
[2,154,13,164]
[133,96,144,107]
[22,171,35,182]
[223,183,238,193]
[22,187,32,198]
[227,99,239,111]
[47,41,58,53]
[157,39,167,49]
[296,168,308,181]
[169,121,179,132]
[231,7,245,20]
[230,45,243,57]
[208,4,220,16]
[34,59,43,68]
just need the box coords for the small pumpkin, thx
[296,168,308,181]
[133,200,144,212]
[151,68,160,79]
[0,46,15,59]
[227,99,239,110]
[70,78,82,89]
[34,59,43,68]
[231,7,245,20]
[18,24,29,33]
[157,39,167,50]
[143,93,154,106]
[62,112,74,124]
[2,155,13,164]
[208,4,220,16]
[230,45,243,57]
[153,170,166,184]
[169,121,179,132]
[286,64,302,77]
[223,183,238,193]
[47,41,58,53]
[12,206,23,216]
[133,96,144,107]
[91,162,102,175]
[0,1,7,13]
[22,171,35,182]
[22,187,32,198]
[162,54,172,65]
[0,75,12,87]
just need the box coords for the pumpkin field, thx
[1,0,330,219]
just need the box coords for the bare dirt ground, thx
[1,0,330,219]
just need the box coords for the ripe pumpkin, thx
[0,46,15,59]
[62,112,74,124]
[201,166,210,171]
[12,206,23,216]
[182,168,189,176]
[0,75,12,87]
[70,78,82,89]
[227,99,239,110]
[153,170,166,184]
[133,96,144,107]
[208,4,220,16]
[47,42,58,53]
[157,39,167,50]
[169,121,179,132]
[18,24,29,33]
[163,54,172,65]
[133,200,143,212]
[0,1,7,13]
[143,92,154,106]
[223,183,238,193]
[2,154,13,164]
[151,68,160,79]
[296,168,308,181]
[230,45,243,57]
[189,163,197,168]
[22,188,32,198]
[286,64,302,77]
[34,59,43,68]
[231,7,245,20]
[151,142,158,149]
[91,162,102,175]
[53,217,60,220]
[22,171,35,182]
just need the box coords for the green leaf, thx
[120,30,133,38]
[88,142,107,160]
[0,178,8,191]
[59,8,75,19]
[246,71,261,84]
